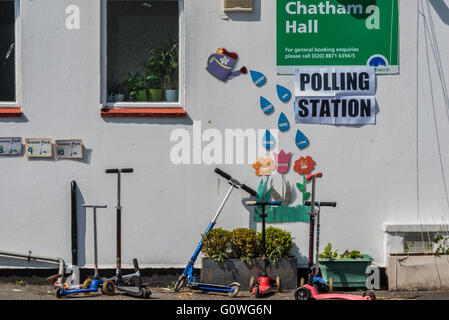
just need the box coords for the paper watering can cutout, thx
[206,48,247,81]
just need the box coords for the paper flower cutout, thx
[274,150,292,175]
[293,156,316,175]
[253,157,276,176]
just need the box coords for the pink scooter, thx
[294,172,376,301]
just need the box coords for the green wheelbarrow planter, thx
[319,254,373,289]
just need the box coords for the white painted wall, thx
[1,0,449,269]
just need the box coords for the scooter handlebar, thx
[241,184,257,197]
[246,201,282,206]
[214,168,257,196]
[105,168,134,174]
[304,201,337,207]
[214,168,232,180]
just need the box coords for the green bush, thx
[201,228,232,263]
[230,228,258,263]
[258,226,294,265]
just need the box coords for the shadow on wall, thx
[429,0,449,25]
[76,183,87,268]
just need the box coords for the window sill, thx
[0,107,23,118]
[100,107,187,118]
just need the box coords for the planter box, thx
[388,254,449,291]
[201,257,298,290]
[319,255,373,288]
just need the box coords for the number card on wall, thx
[25,138,53,158]
[55,140,83,159]
[0,137,22,156]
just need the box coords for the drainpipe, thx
[0,250,66,283]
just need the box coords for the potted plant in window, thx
[163,39,179,102]
[144,47,165,102]
[121,72,148,102]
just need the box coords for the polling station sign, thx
[294,67,376,125]
[277,0,399,75]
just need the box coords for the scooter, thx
[246,200,282,298]
[105,168,151,299]
[173,168,257,297]
[55,205,115,298]
[294,172,376,301]
[303,200,337,292]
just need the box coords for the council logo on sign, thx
[367,54,389,67]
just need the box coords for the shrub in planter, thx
[258,226,293,265]
[201,228,232,263]
[230,228,258,263]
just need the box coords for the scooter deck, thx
[188,282,236,293]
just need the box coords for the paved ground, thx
[1,282,449,300]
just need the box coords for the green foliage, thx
[143,47,165,89]
[259,226,294,265]
[430,235,449,255]
[230,228,258,264]
[202,226,294,265]
[319,243,365,260]
[121,72,147,101]
[201,228,232,263]
[162,38,179,90]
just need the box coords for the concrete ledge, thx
[385,224,449,233]
[0,107,22,118]
[100,107,187,118]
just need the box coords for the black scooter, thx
[105,168,151,299]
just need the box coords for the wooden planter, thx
[200,257,298,290]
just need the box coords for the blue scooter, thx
[173,168,257,297]
[55,205,115,298]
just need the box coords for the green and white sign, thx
[276,0,399,74]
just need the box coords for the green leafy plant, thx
[162,38,179,90]
[430,235,449,255]
[201,228,232,264]
[319,243,366,260]
[230,228,258,264]
[259,226,294,265]
[143,46,166,89]
[121,72,147,101]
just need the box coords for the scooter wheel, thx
[228,283,240,298]
[294,287,312,301]
[102,280,116,296]
[276,276,282,293]
[249,276,255,293]
[143,288,152,299]
[363,290,376,301]
[174,275,186,292]
[55,286,64,299]
[82,278,93,295]
[254,285,261,299]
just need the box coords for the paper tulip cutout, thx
[250,70,267,87]
[278,112,290,132]
[276,85,292,102]
[260,96,274,115]
[253,157,276,176]
[274,150,292,174]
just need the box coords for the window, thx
[101,0,184,114]
[0,0,18,106]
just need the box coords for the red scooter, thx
[246,200,282,298]
[294,172,376,301]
